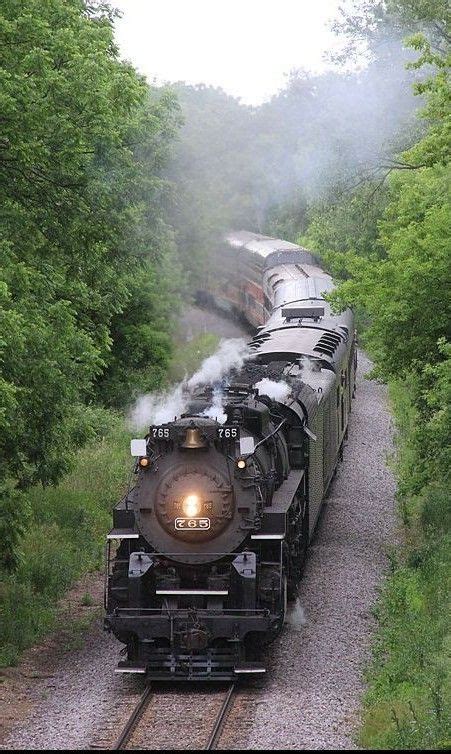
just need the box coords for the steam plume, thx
[129,337,250,430]
[255,377,291,401]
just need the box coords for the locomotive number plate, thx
[175,518,211,530]
[216,426,239,439]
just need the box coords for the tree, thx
[0,1,179,526]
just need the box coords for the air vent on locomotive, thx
[313,331,343,356]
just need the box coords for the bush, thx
[0,333,222,666]
[0,409,131,666]
[359,379,450,750]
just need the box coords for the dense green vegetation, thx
[0,0,180,569]
[0,0,183,662]
[0,409,129,666]
[301,2,451,748]
[0,2,448,748]
[0,330,219,666]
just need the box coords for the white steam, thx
[255,378,291,402]
[129,383,186,429]
[298,355,321,381]
[129,338,250,430]
[286,599,308,630]
[187,338,250,389]
[201,387,227,424]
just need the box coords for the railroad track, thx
[112,684,153,750]
[204,682,236,750]
[110,682,237,750]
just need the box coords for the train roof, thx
[249,322,350,371]
[225,230,311,259]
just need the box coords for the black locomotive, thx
[104,232,357,680]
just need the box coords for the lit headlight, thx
[183,494,201,517]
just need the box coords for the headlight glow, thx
[183,494,201,517]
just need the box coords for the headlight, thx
[182,494,201,517]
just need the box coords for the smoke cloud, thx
[129,337,250,430]
[254,377,291,401]
[201,387,228,424]
[187,338,250,388]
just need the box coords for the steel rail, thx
[112,683,153,750]
[204,682,236,750]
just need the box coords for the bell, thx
[181,427,207,449]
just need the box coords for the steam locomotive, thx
[104,231,357,679]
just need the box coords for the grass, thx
[0,410,131,667]
[359,381,450,750]
[80,592,95,607]
[167,332,220,382]
[0,331,221,668]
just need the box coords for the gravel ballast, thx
[2,351,396,750]
[243,351,397,750]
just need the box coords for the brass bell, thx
[181,427,207,449]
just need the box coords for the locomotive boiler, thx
[104,231,357,679]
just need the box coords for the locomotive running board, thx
[107,528,139,540]
[156,589,229,596]
[234,663,266,674]
[115,663,146,674]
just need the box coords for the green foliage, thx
[0,1,180,567]
[328,166,450,379]
[167,333,220,383]
[0,481,30,571]
[81,592,95,606]
[95,255,182,407]
[359,379,450,750]
[0,409,131,666]
[302,182,390,273]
